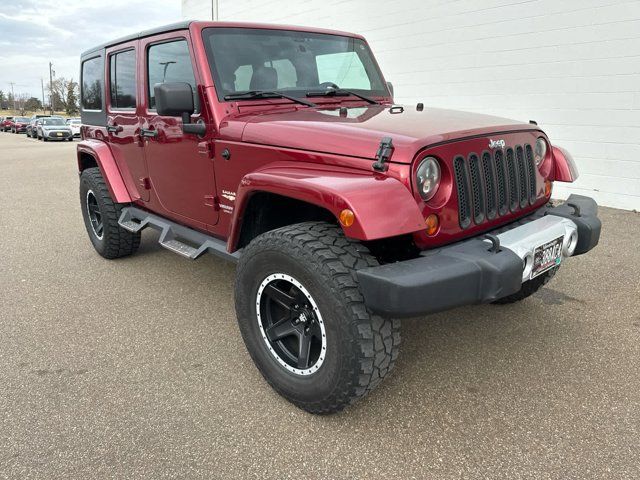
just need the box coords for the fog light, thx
[339,209,355,227]
[425,214,439,236]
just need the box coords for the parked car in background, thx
[1,116,14,132]
[28,115,51,138]
[37,117,73,141]
[26,119,38,138]
[11,116,30,133]
[66,118,82,137]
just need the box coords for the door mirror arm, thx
[181,112,206,136]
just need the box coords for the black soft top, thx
[81,20,192,57]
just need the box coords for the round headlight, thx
[416,157,441,201]
[534,137,547,166]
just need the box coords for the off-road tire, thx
[492,267,558,304]
[235,221,400,414]
[79,167,140,259]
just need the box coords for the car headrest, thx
[250,66,278,90]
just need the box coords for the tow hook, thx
[483,234,502,253]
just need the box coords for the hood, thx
[230,105,537,163]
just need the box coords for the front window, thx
[16,117,29,122]
[147,39,198,111]
[202,28,387,100]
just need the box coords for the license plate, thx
[531,236,563,279]
[57,132,63,136]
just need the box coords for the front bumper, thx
[46,130,72,140]
[357,194,601,318]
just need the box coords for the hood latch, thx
[372,137,394,172]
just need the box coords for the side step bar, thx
[118,207,240,263]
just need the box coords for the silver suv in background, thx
[37,117,73,141]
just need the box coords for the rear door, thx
[140,32,218,228]
[105,41,149,201]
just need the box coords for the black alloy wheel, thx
[257,273,327,375]
[86,190,104,240]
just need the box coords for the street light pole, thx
[159,61,176,82]
[49,62,54,115]
[41,78,46,113]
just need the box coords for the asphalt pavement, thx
[1,132,639,479]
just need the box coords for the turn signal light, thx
[339,209,355,227]
[425,214,439,236]
[545,180,552,197]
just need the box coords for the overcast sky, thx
[0,0,181,100]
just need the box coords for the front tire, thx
[235,222,400,414]
[79,167,140,259]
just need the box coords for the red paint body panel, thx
[239,106,539,163]
[78,21,572,254]
[552,145,579,183]
[228,163,426,249]
[77,139,132,203]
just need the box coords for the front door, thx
[140,33,218,228]
[105,41,149,201]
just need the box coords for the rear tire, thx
[79,167,140,259]
[235,222,400,414]
[492,267,558,304]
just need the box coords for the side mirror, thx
[386,81,394,97]
[153,82,206,136]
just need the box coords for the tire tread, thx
[236,221,400,414]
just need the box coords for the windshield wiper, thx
[306,86,379,105]
[224,90,316,107]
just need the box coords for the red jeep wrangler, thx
[77,21,601,413]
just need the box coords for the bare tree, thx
[48,77,80,114]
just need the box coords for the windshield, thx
[42,118,65,126]
[16,117,29,122]
[203,28,388,100]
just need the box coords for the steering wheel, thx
[317,82,340,90]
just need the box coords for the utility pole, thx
[49,62,54,115]
[9,82,16,110]
[41,78,46,113]
[212,0,219,20]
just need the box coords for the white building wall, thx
[182,0,640,210]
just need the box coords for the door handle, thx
[106,125,123,134]
[140,128,158,138]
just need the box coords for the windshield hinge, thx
[372,137,394,172]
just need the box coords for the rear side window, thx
[147,39,198,111]
[81,56,103,110]
[109,49,137,109]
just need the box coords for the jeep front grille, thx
[454,144,537,229]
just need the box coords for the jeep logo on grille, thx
[489,139,506,149]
